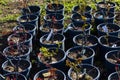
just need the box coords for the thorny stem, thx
[66,58,82,80]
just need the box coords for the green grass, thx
[0,0,120,23]
[0,14,20,23]
[0,0,9,5]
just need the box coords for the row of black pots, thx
[22,1,118,79]
[72,1,116,14]
[0,43,120,80]
[37,3,119,79]
[1,46,100,80]
[21,1,116,16]
[0,1,118,80]
[0,5,41,80]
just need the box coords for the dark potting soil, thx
[70,71,93,80]
[68,50,92,60]
[76,40,93,46]
[4,66,23,72]
[42,39,62,45]
[38,51,63,64]
[5,46,29,57]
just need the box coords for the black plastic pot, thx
[108,72,120,80]
[98,35,120,60]
[66,46,95,65]
[105,50,120,74]
[21,5,41,27]
[68,64,100,80]
[40,33,65,50]
[97,23,120,37]
[7,32,33,51]
[2,59,32,77]
[13,23,36,36]
[44,13,64,24]
[71,13,92,24]
[39,22,64,37]
[73,34,98,51]
[3,44,31,60]
[34,68,66,80]
[94,11,115,26]
[45,3,64,14]
[96,1,116,13]
[17,14,38,31]
[72,5,92,14]
[21,5,41,16]
[37,47,66,71]
[3,72,27,80]
[64,22,91,38]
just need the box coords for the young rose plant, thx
[37,47,59,80]
[66,58,94,80]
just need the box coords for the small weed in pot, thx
[37,47,66,70]
[66,59,100,80]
